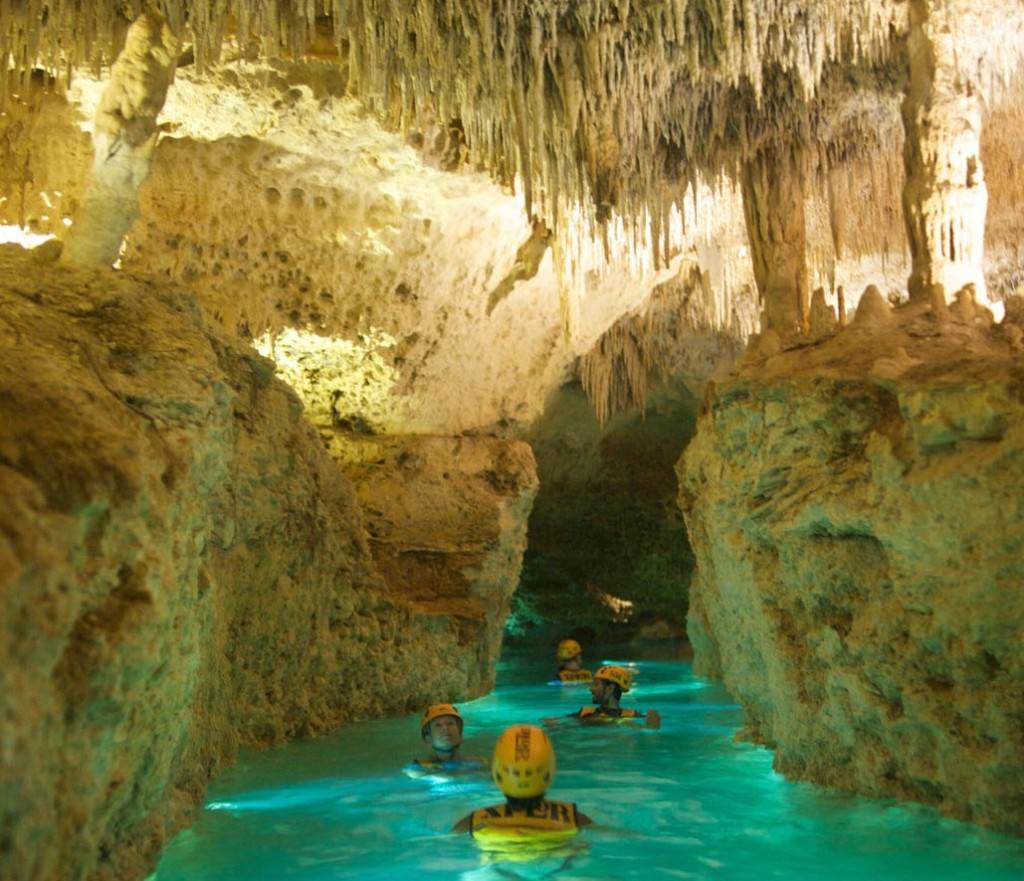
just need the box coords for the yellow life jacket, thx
[470,800,580,853]
[576,706,640,722]
[558,668,593,684]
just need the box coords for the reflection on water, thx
[152,650,1023,881]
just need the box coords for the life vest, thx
[575,706,641,722]
[557,668,593,684]
[470,800,580,852]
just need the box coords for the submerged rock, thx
[680,313,1024,834]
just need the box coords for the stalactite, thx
[902,0,990,304]
[3,0,1021,330]
[61,12,179,267]
[0,1,919,250]
[740,142,811,336]
[579,261,743,426]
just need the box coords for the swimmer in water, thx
[453,724,592,851]
[559,665,661,729]
[404,703,486,778]
[553,639,592,684]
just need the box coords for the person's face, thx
[424,715,462,752]
[590,678,610,704]
[564,655,581,670]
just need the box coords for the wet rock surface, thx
[681,305,1024,834]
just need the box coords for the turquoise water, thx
[152,650,1022,880]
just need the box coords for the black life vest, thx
[575,706,641,722]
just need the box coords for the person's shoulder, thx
[544,799,588,827]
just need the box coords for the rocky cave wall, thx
[0,244,536,881]
[681,300,1024,834]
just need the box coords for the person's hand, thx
[645,709,661,730]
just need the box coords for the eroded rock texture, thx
[327,433,538,693]
[0,246,524,881]
[681,306,1024,833]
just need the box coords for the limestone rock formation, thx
[327,432,538,693]
[0,246,517,881]
[0,0,1023,865]
[681,307,1024,834]
[61,12,178,268]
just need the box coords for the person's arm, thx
[452,812,473,833]
[542,709,581,728]
[403,760,430,779]
[575,809,594,827]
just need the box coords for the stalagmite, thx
[852,283,893,326]
[901,0,989,305]
[61,13,178,268]
[808,287,838,339]
[486,217,552,315]
[950,282,994,325]
[740,144,810,337]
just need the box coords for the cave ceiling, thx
[4,1,1023,242]
[3,1,1024,433]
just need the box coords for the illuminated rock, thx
[681,308,1024,834]
[0,3,1022,872]
[0,246,513,881]
[61,13,178,268]
[902,0,990,305]
[327,433,538,687]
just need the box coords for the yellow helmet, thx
[556,639,582,661]
[594,665,632,693]
[491,725,555,798]
[420,703,463,734]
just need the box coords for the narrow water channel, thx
[151,649,1022,880]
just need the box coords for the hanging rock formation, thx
[902,0,989,304]
[681,305,1024,835]
[61,13,178,268]
[740,144,811,336]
